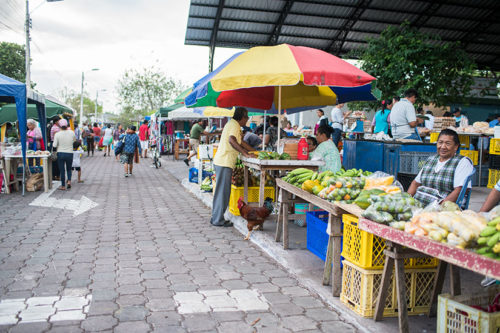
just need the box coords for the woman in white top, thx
[102,124,114,157]
[53,119,76,190]
[314,109,329,135]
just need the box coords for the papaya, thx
[312,185,324,196]
[301,180,316,193]
[354,196,371,209]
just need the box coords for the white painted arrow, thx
[29,182,98,216]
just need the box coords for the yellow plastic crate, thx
[340,260,437,318]
[228,185,275,216]
[342,214,438,269]
[490,138,500,155]
[460,150,479,165]
[430,133,469,148]
[487,169,500,189]
[437,289,500,333]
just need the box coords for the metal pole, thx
[23,0,30,196]
[25,0,31,88]
[262,110,266,151]
[79,71,84,127]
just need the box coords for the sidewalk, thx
[168,157,490,333]
[0,154,359,332]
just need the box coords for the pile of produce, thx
[317,176,365,203]
[231,159,275,187]
[361,193,421,225]
[282,168,323,187]
[476,216,500,259]
[257,151,291,160]
[405,209,488,249]
[200,177,213,192]
[364,175,401,194]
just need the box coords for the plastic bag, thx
[364,171,404,192]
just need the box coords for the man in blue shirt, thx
[120,126,142,177]
[489,115,500,128]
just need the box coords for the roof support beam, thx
[266,0,294,45]
[411,1,443,28]
[328,0,372,54]
[208,0,225,72]
[190,2,498,24]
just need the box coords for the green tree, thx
[0,42,26,83]
[109,106,139,128]
[352,22,476,108]
[116,66,186,118]
[59,88,102,124]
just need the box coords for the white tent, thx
[167,105,206,120]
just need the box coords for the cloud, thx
[1,0,244,113]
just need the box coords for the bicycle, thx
[149,142,161,169]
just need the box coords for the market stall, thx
[0,73,46,195]
[240,156,324,207]
[270,163,500,333]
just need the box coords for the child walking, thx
[72,141,84,183]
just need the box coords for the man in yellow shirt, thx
[211,107,254,227]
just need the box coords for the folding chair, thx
[456,168,476,210]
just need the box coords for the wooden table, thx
[240,157,324,207]
[358,217,500,333]
[275,178,345,297]
[174,139,189,160]
[1,153,52,193]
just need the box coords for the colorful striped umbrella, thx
[193,106,234,117]
[185,44,377,113]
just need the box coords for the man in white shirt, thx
[390,89,424,139]
[424,111,434,130]
[331,103,350,146]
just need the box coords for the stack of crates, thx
[489,139,500,189]
[340,214,438,318]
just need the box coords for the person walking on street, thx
[390,88,423,140]
[74,123,81,143]
[121,126,142,177]
[92,123,101,151]
[139,120,149,158]
[113,124,125,160]
[102,124,113,157]
[84,124,95,157]
[53,119,76,190]
[211,107,254,227]
[49,117,62,180]
[184,119,208,166]
[72,141,84,183]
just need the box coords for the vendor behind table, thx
[309,125,341,174]
[242,126,262,151]
[389,88,424,140]
[330,103,351,147]
[407,128,474,207]
[371,99,393,135]
[184,119,208,166]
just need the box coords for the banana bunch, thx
[476,216,500,259]
[283,168,316,187]
[334,168,372,177]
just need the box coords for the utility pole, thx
[79,71,84,127]
[25,0,31,89]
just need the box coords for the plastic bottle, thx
[297,136,309,160]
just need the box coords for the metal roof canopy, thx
[185,0,500,72]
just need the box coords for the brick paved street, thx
[0,155,358,332]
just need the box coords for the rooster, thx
[238,197,274,240]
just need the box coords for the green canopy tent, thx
[155,103,183,119]
[0,99,74,125]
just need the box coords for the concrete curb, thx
[175,172,377,333]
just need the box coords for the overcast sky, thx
[1,0,244,113]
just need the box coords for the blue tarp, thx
[0,73,46,195]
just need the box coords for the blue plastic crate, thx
[188,168,213,184]
[306,211,343,267]
[383,143,436,176]
[342,139,384,172]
